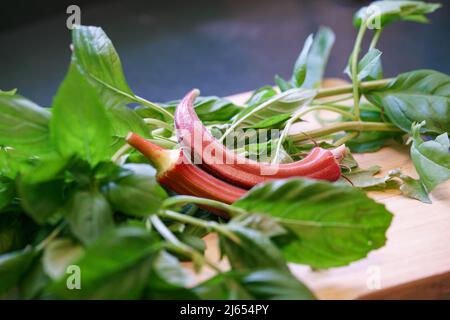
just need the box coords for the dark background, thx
[0,0,448,106]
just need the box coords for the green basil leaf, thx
[234,178,393,268]
[61,189,114,244]
[42,238,84,280]
[71,26,157,136]
[239,269,314,300]
[104,163,167,217]
[230,88,317,130]
[339,167,432,204]
[0,94,53,156]
[365,70,450,134]
[302,26,335,89]
[194,271,253,300]
[219,224,289,272]
[245,86,277,108]
[354,1,441,28]
[17,178,66,224]
[291,34,313,87]
[250,114,291,129]
[161,96,243,123]
[0,247,35,294]
[410,122,450,192]
[51,63,113,166]
[345,49,383,81]
[48,226,158,299]
[195,269,314,300]
[274,75,293,92]
[398,174,431,204]
[0,88,17,95]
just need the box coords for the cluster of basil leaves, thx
[0,0,448,299]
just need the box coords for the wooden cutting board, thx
[193,85,450,300]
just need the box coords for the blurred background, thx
[0,0,448,106]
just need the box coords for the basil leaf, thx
[250,114,291,129]
[0,247,35,294]
[72,26,161,135]
[291,34,314,87]
[234,179,393,268]
[194,271,253,300]
[398,174,431,204]
[161,96,243,122]
[274,75,293,92]
[61,189,114,244]
[340,167,432,203]
[245,86,277,108]
[219,224,288,272]
[345,49,383,81]
[354,1,441,28]
[51,63,113,166]
[302,26,335,89]
[240,269,314,300]
[0,88,17,95]
[0,94,53,156]
[230,88,317,130]
[42,238,84,280]
[410,122,450,192]
[17,178,66,224]
[365,70,450,134]
[104,163,168,217]
[48,227,159,299]
[195,269,314,300]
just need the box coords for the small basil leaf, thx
[0,88,17,95]
[353,1,441,28]
[195,269,314,300]
[162,96,243,122]
[0,94,53,156]
[345,49,383,81]
[410,122,450,192]
[302,26,335,89]
[240,269,315,300]
[51,63,113,166]
[104,163,167,217]
[234,178,393,268]
[61,189,114,244]
[231,88,317,129]
[17,178,66,225]
[291,34,314,87]
[250,114,291,129]
[274,75,293,92]
[245,86,277,108]
[365,70,450,134]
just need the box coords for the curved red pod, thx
[174,89,343,189]
[126,133,246,216]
